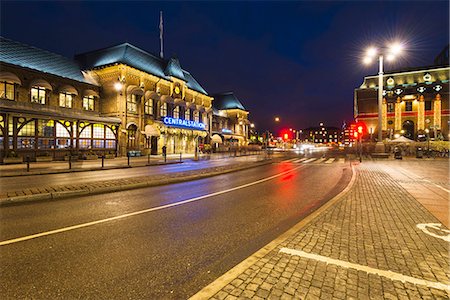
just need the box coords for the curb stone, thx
[0,160,272,206]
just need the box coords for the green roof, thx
[75,43,208,95]
[0,37,95,85]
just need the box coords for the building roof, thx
[75,43,208,95]
[0,37,95,85]
[212,92,246,111]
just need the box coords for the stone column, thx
[433,94,441,131]
[395,97,402,131]
[417,95,425,130]
[382,98,387,131]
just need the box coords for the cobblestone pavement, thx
[195,162,450,300]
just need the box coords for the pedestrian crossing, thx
[288,157,345,164]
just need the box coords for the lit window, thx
[93,124,104,138]
[18,121,35,136]
[144,99,153,115]
[405,102,413,112]
[185,109,190,120]
[59,93,73,108]
[387,103,395,113]
[194,111,199,122]
[160,103,167,117]
[173,106,179,118]
[127,94,139,113]
[83,96,95,111]
[31,87,46,104]
[0,82,15,100]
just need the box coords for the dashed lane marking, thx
[279,247,450,292]
[325,158,335,164]
[313,158,327,164]
[303,158,317,163]
[0,165,304,246]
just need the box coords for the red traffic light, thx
[354,122,367,136]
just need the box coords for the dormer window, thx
[31,86,46,104]
[59,92,73,108]
[83,96,95,111]
[0,81,15,100]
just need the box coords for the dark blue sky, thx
[2,1,448,132]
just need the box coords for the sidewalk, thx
[0,152,265,177]
[193,162,450,300]
[0,155,272,206]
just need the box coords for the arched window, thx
[59,92,73,108]
[56,122,71,149]
[194,111,199,122]
[105,126,116,149]
[37,120,55,149]
[127,124,138,149]
[17,119,36,149]
[79,123,92,149]
[185,108,190,120]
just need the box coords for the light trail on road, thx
[0,164,304,246]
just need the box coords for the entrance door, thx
[402,120,415,140]
[127,124,137,150]
[151,136,158,155]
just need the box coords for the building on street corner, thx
[75,43,213,156]
[355,46,449,141]
[211,92,249,151]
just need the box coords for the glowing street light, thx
[274,117,280,122]
[362,41,405,152]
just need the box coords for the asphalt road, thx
[0,159,351,299]
[0,155,265,193]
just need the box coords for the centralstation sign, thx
[163,117,206,130]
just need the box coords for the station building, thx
[0,37,214,161]
[75,43,213,156]
[355,48,449,141]
[0,37,121,161]
[210,92,249,151]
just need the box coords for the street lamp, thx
[274,117,280,122]
[363,42,404,153]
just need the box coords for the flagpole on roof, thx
[159,11,164,59]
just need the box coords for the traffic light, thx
[354,122,367,138]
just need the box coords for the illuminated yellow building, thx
[355,65,449,141]
[76,43,213,155]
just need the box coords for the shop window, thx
[38,120,54,137]
[185,108,190,120]
[160,103,167,117]
[405,102,413,112]
[144,99,153,115]
[93,140,104,148]
[93,124,104,138]
[105,126,115,139]
[83,96,95,111]
[56,122,71,149]
[0,82,15,100]
[387,103,394,113]
[59,93,73,108]
[425,100,432,111]
[173,106,180,118]
[31,87,46,104]
[18,121,35,136]
[105,140,116,149]
[79,139,91,149]
[127,94,138,113]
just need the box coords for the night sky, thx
[1,1,448,132]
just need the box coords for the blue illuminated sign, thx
[222,128,233,134]
[163,117,205,130]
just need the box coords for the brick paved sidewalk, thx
[193,163,450,300]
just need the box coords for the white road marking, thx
[416,223,450,242]
[313,158,327,164]
[292,158,306,163]
[422,179,450,193]
[303,158,317,163]
[338,158,345,163]
[0,165,304,246]
[325,158,335,164]
[279,247,450,292]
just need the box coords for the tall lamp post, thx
[363,42,404,153]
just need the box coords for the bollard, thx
[26,155,30,172]
[127,153,130,167]
[147,153,150,165]
[180,152,182,162]
[102,155,105,168]
[69,155,72,170]
[164,153,167,163]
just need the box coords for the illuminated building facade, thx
[0,37,120,161]
[211,92,249,150]
[303,123,340,145]
[355,51,449,141]
[75,42,213,156]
